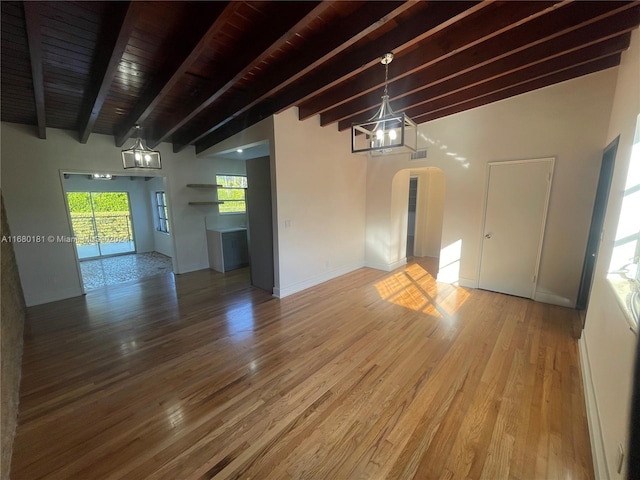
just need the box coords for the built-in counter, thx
[206,228,249,273]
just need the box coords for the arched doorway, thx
[391,167,446,272]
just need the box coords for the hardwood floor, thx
[11,259,594,479]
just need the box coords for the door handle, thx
[485,233,492,239]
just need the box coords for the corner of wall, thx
[1,193,27,479]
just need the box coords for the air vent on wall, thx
[410,149,427,160]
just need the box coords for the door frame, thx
[406,176,419,258]
[576,136,619,311]
[477,157,555,298]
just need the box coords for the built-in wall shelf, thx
[187,184,222,188]
[187,184,223,206]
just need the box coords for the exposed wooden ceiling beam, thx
[404,45,625,125]
[332,6,639,129]
[113,1,237,147]
[3,0,638,152]
[190,1,489,153]
[299,0,569,120]
[170,0,420,151]
[311,0,633,124]
[407,31,631,122]
[411,55,621,125]
[271,0,490,117]
[146,0,333,149]
[22,1,46,139]
[77,1,141,144]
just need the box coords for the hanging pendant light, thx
[351,53,417,156]
[121,125,162,169]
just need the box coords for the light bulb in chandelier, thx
[351,52,417,156]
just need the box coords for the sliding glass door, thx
[67,192,135,259]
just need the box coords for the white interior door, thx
[478,158,553,298]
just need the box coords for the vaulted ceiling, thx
[2,1,639,155]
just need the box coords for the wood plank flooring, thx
[11,259,594,479]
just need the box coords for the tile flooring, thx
[80,252,173,290]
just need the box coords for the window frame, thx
[216,174,247,214]
[606,113,640,333]
[155,191,170,234]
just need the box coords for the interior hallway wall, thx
[271,109,367,297]
[581,28,640,480]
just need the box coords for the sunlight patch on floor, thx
[374,263,470,317]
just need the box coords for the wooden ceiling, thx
[2,1,639,154]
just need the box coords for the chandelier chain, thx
[384,61,389,96]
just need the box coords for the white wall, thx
[144,176,173,257]
[365,68,618,307]
[1,123,222,306]
[271,108,367,297]
[64,174,155,253]
[582,29,639,480]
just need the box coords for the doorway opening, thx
[576,136,619,310]
[393,167,446,274]
[204,142,276,294]
[406,177,418,257]
[63,173,175,291]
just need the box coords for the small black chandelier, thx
[351,53,417,156]
[121,125,162,169]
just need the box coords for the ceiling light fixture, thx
[121,125,161,169]
[351,53,417,156]
[91,173,113,180]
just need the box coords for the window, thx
[609,114,640,282]
[607,115,640,332]
[216,175,247,214]
[155,191,170,233]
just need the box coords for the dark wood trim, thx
[78,2,141,144]
[334,30,633,130]
[169,0,419,150]
[148,1,334,149]
[410,55,621,125]
[191,1,490,154]
[317,0,633,127]
[113,1,239,147]
[299,0,568,120]
[23,2,46,139]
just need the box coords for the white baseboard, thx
[579,335,610,480]
[273,262,363,298]
[457,276,476,288]
[364,258,407,272]
[534,290,575,308]
[175,262,209,275]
